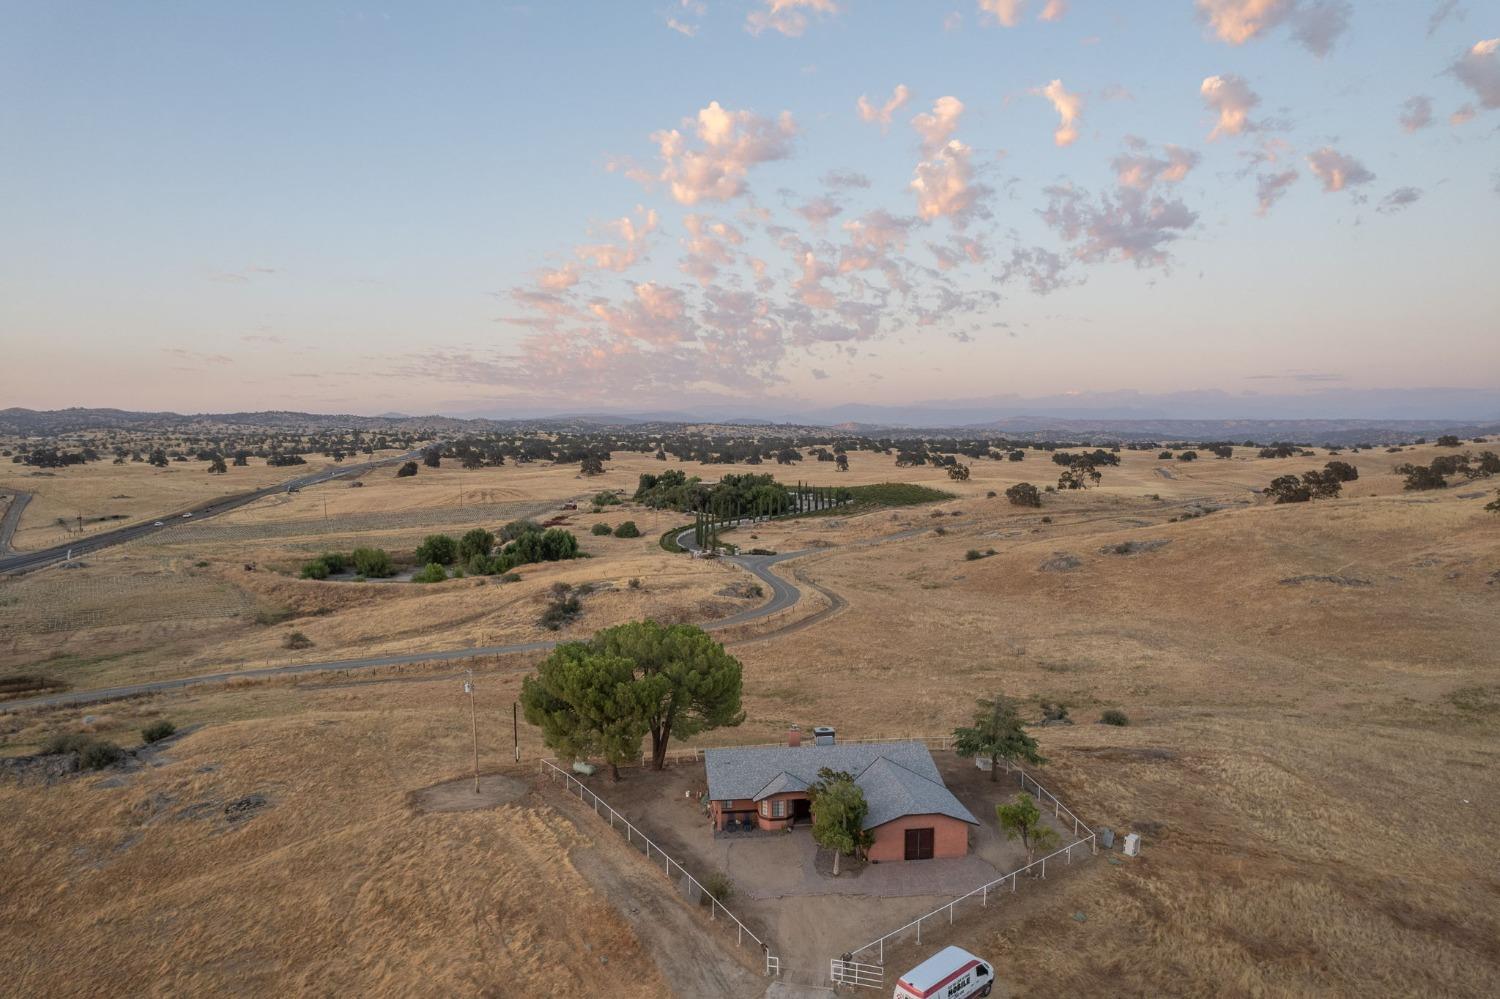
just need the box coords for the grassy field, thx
[3,440,1498,995]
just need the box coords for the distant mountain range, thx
[3,405,1498,446]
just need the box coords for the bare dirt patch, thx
[409,773,528,813]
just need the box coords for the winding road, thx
[1,492,1227,713]
[0,528,819,713]
[0,452,420,576]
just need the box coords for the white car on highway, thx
[153,521,164,527]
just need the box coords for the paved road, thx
[0,452,420,576]
[0,530,814,713]
[1,495,1224,713]
[0,489,31,553]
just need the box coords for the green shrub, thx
[299,559,331,580]
[78,741,125,770]
[1099,709,1130,726]
[412,562,448,584]
[539,591,582,630]
[703,870,735,903]
[497,572,522,583]
[1005,482,1042,508]
[283,630,313,649]
[591,523,612,536]
[42,733,124,769]
[458,528,495,561]
[414,534,458,565]
[351,546,395,578]
[141,720,176,744]
[42,733,96,756]
[500,519,542,542]
[965,549,983,561]
[613,521,641,538]
[593,490,621,506]
[628,577,642,589]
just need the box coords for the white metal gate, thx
[831,959,884,989]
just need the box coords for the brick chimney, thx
[787,724,801,748]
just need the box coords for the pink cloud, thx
[1451,38,1500,110]
[746,0,841,37]
[857,84,911,131]
[1201,74,1260,139]
[1305,147,1375,192]
[576,207,658,271]
[1255,169,1299,215]
[1035,80,1083,147]
[911,96,965,156]
[648,102,797,205]
[1196,0,1351,56]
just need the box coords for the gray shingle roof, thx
[703,741,978,829]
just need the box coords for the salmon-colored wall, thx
[866,814,970,862]
[752,791,808,831]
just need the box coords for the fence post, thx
[1041,857,1046,879]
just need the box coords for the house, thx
[703,731,978,862]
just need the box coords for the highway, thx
[0,489,31,553]
[0,452,419,576]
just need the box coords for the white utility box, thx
[1123,833,1141,857]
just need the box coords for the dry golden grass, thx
[0,456,376,551]
[4,441,1499,995]
[0,683,677,997]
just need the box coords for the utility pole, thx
[464,669,479,793]
[513,701,520,763]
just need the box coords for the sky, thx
[2,1,1498,420]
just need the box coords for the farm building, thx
[703,734,978,862]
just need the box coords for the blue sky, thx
[2,1,1497,417]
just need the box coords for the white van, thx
[893,946,995,999]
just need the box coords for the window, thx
[772,799,786,818]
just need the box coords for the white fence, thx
[536,758,779,977]
[831,958,885,989]
[844,762,1097,967]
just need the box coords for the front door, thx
[904,826,935,860]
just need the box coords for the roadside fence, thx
[536,757,780,977]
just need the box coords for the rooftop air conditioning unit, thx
[812,726,836,746]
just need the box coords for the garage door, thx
[904,827,935,860]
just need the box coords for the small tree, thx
[1323,460,1358,482]
[208,456,227,474]
[948,463,971,481]
[415,533,458,565]
[457,528,495,562]
[351,546,395,578]
[580,455,606,476]
[412,562,448,583]
[1006,482,1042,508]
[613,520,641,538]
[996,792,1060,864]
[809,768,873,876]
[520,642,652,780]
[590,620,745,769]
[952,694,1045,781]
[1486,491,1500,514]
[1266,475,1311,504]
[396,460,418,477]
